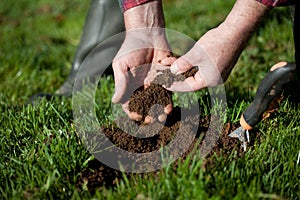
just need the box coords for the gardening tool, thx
[229,61,296,151]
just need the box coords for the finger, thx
[144,64,169,85]
[112,64,128,104]
[143,116,155,125]
[164,103,173,115]
[156,103,172,123]
[121,102,143,121]
[167,74,207,92]
[158,114,167,123]
[144,73,157,86]
[144,82,151,89]
[158,56,177,66]
[170,57,193,75]
[151,63,170,71]
[129,112,143,122]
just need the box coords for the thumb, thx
[158,56,177,66]
[170,57,193,75]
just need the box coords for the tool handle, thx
[241,62,296,130]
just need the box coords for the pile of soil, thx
[128,67,198,120]
[76,115,255,193]
[76,67,258,193]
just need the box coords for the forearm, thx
[117,0,169,58]
[198,0,271,79]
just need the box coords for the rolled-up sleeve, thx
[118,0,155,12]
[256,0,295,7]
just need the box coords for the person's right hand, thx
[111,0,177,123]
[112,29,176,123]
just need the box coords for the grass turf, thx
[0,0,299,199]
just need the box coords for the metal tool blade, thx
[229,126,250,151]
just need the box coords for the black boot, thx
[294,2,299,74]
[284,3,300,104]
[56,0,124,96]
[292,2,300,103]
[31,0,124,102]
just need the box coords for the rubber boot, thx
[284,3,300,104]
[55,0,124,96]
[294,2,299,69]
[29,0,123,104]
[291,2,300,103]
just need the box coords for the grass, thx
[1,0,299,199]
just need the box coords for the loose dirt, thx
[128,67,198,120]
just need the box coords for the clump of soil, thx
[128,67,198,120]
[153,67,199,88]
[128,84,172,119]
[76,66,260,193]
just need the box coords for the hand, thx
[167,43,223,92]
[112,29,176,123]
[167,0,270,92]
[112,1,177,123]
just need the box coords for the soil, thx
[128,84,172,120]
[153,67,199,88]
[76,113,258,193]
[128,67,198,120]
[76,67,260,193]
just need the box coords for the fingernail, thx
[170,63,178,74]
[144,83,150,89]
[129,112,143,122]
[158,114,167,123]
[164,104,173,114]
[143,116,154,124]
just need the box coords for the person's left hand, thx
[165,0,270,92]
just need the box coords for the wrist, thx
[197,0,270,79]
[222,0,270,39]
[123,0,165,30]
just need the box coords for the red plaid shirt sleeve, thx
[256,0,295,7]
[118,0,155,12]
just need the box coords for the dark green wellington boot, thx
[30,0,124,102]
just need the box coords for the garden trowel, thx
[229,62,296,151]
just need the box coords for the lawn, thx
[0,0,299,199]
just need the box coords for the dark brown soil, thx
[153,67,199,88]
[128,67,198,120]
[76,67,259,193]
[128,84,172,119]
[76,110,259,193]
